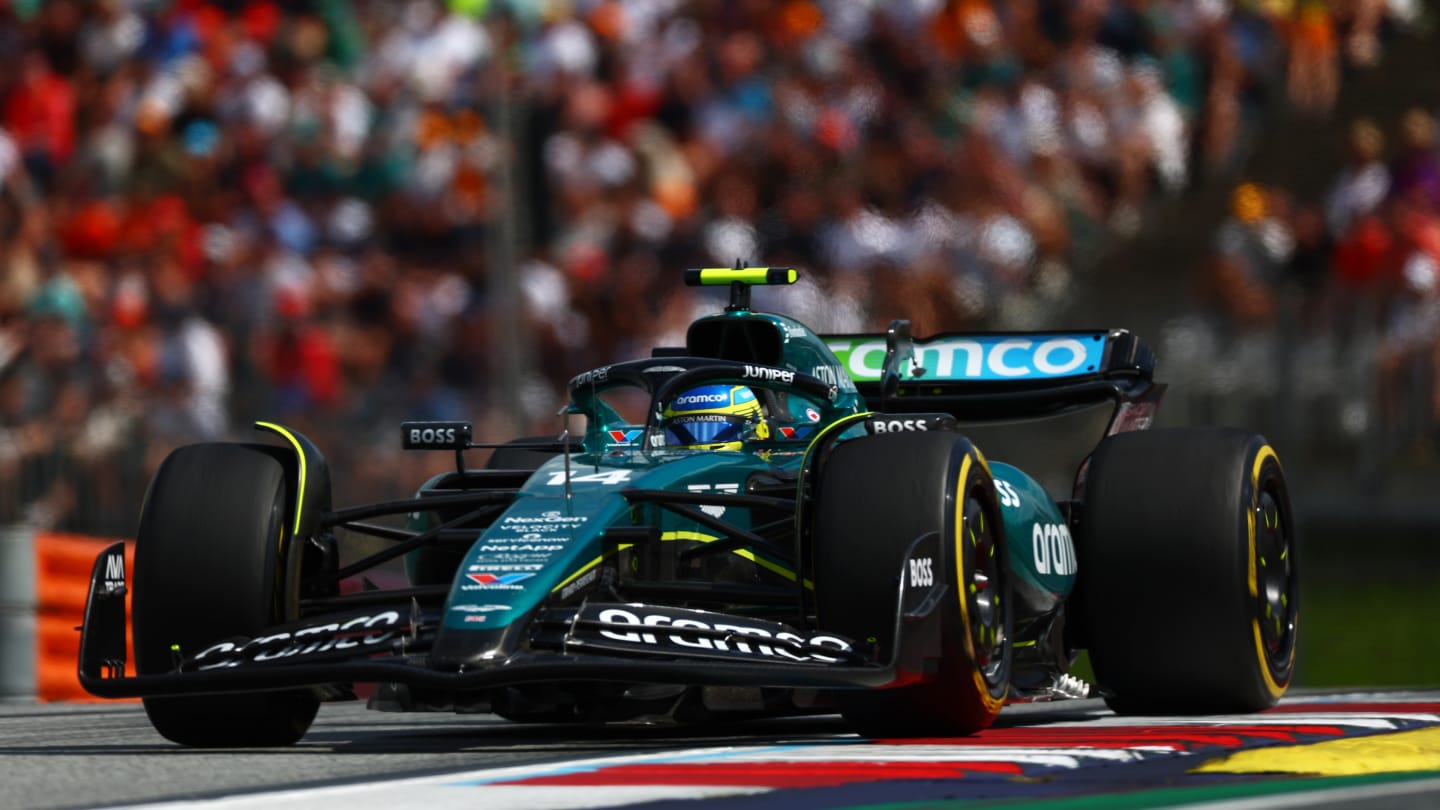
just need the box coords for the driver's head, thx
[661,384,762,450]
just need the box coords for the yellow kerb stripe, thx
[1192,726,1440,775]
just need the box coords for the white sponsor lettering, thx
[742,365,795,384]
[687,483,738,517]
[988,339,1031,377]
[675,392,729,406]
[926,338,1091,379]
[479,544,564,553]
[908,557,934,587]
[545,469,632,486]
[835,336,1098,381]
[193,611,402,669]
[408,427,457,445]
[871,418,929,433]
[1031,522,1077,576]
[841,340,888,380]
[451,604,512,613]
[501,512,588,526]
[572,367,610,386]
[103,554,125,592]
[1034,338,1088,375]
[594,608,852,663]
[995,479,1021,508]
[686,483,740,494]
[559,568,598,599]
[809,365,838,387]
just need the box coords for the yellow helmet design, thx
[661,385,763,450]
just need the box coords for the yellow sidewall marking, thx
[954,448,1003,712]
[1248,443,1289,698]
[256,422,307,537]
[1192,727,1440,776]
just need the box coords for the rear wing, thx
[823,322,1164,498]
[821,321,1162,422]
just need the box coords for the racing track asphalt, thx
[4,693,1440,810]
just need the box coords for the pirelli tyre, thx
[132,443,320,746]
[1078,428,1297,714]
[813,431,1011,736]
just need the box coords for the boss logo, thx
[414,427,455,444]
[908,557,934,587]
[871,418,929,433]
[401,421,471,449]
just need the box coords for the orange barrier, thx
[34,532,135,702]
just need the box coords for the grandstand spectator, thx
[0,0,1424,531]
[1325,118,1390,237]
[1204,182,1293,331]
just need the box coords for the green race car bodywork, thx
[76,266,1293,746]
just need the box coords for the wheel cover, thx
[962,491,1006,687]
[1254,483,1296,674]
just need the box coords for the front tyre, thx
[1079,428,1297,714]
[132,443,320,746]
[813,431,1011,736]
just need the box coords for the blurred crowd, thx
[1194,102,1440,468]
[0,0,1426,533]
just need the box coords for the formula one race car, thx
[78,267,1297,747]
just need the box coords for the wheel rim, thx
[1254,482,1296,674]
[962,491,1006,686]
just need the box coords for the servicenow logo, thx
[827,334,1106,382]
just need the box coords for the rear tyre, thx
[813,431,1011,736]
[133,443,320,746]
[1079,428,1297,714]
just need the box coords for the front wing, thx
[77,533,949,698]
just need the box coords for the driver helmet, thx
[661,384,763,450]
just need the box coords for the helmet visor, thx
[663,414,746,447]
